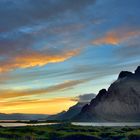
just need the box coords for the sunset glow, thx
[0,0,140,115]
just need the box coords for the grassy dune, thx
[0,123,140,140]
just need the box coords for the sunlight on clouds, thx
[92,29,140,45]
[0,0,140,115]
[0,49,81,72]
[0,98,77,114]
[0,78,90,100]
[92,32,119,45]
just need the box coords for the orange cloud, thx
[0,78,90,114]
[92,29,140,45]
[0,49,80,72]
[92,32,120,45]
[0,97,77,114]
[0,79,90,100]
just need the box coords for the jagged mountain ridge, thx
[74,66,140,122]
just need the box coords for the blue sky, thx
[0,0,140,114]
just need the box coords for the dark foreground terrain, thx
[0,123,140,140]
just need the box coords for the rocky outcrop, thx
[74,66,140,122]
[118,71,133,79]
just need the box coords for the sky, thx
[0,0,140,114]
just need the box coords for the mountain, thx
[74,66,140,122]
[47,94,96,121]
[47,102,87,121]
[0,113,48,120]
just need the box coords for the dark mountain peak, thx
[74,66,140,122]
[95,89,108,101]
[118,71,133,79]
[118,66,140,80]
[97,89,107,97]
[90,89,107,106]
[135,66,140,75]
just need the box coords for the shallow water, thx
[72,122,140,127]
[1,122,140,127]
[0,122,57,127]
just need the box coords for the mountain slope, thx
[74,66,140,122]
[47,94,96,121]
[47,102,87,121]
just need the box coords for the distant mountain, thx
[47,93,96,121]
[47,102,87,121]
[74,66,140,122]
[0,113,48,120]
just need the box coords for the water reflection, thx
[72,122,140,127]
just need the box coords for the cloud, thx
[0,0,96,73]
[0,0,96,32]
[0,48,81,72]
[77,93,96,103]
[0,97,75,107]
[0,97,77,114]
[0,78,91,100]
[114,37,140,59]
[91,28,140,45]
[0,64,93,85]
[0,93,95,114]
